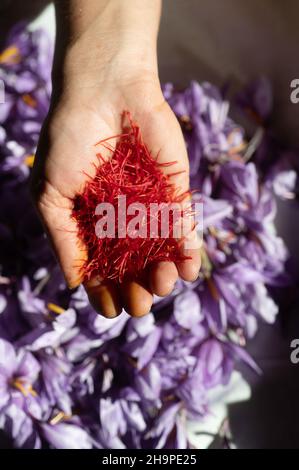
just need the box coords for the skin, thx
[31,0,201,318]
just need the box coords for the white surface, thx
[187,372,250,449]
[28,3,55,40]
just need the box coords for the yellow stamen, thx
[49,411,71,426]
[228,142,247,156]
[22,94,37,108]
[24,154,35,168]
[208,226,218,238]
[47,302,66,315]
[0,46,20,64]
[26,383,37,397]
[11,378,37,397]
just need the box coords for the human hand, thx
[31,0,201,318]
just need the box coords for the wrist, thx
[53,0,161,93]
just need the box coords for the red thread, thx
[72,112,190,284]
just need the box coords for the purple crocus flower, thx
[38,351,73,415]
[0,339,40,413]
[40,421,93,449]
[0,403,41,448]
[0,24,52,184]
[99,394,146,448]
[163,81,245,192]
[196,339,234,389]
[145,402,187,449]
[0,22,295,450]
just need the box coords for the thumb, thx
[34,183,86,289]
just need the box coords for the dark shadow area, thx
[0,0,50,49]
[229,365,299,448]
[0,430,13,449]
[229,298,299,449]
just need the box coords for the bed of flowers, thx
[0,24,297,448]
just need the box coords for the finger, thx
[150,261,178,297]
[84,278,122,318]
[121,279,153,317]
[176,228,201,282]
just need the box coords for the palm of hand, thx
[32,79,200,317]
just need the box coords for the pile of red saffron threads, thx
[72,113,190,284]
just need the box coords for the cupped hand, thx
[32,49,200,318]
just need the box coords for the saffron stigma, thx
[72,111,191,284]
